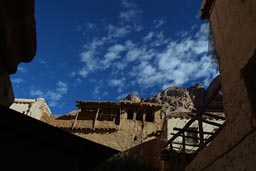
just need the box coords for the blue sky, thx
[10,0,218,114]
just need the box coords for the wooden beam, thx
[182,133,186,171]
[201,118,223,127]
[203,112,225,120]
[133,111,136,121]
[164,115,199,147]
[198,114,204,148]
[173,127,214,135]
[164,84,224,151]
[71,111,80,129]
[172,141,200,147]
[195,122,226,153]
[142,110,146,123]
[93,108,100,129]
[170,133,206,141]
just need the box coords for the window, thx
[145,110,154,122]
[98,110,115,121]
[127,109,133,120]
[185,127,199,145]
[136,111,143,121]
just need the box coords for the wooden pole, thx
[133,110,136,120]
[182,132,186,171]
[72,111,80,129]
[198,113,204,148]
[93,108,100,129]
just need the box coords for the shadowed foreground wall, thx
[0,0,37,106]
[0,2,119,170]
[186,0,256,170]
[0,105,118,171]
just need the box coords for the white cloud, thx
[126,48,140,62]
[106,24,130,38]
[119,0,141,23]
[11,78,23,84]
[153,19,165,29]
[78,37,107,77]
[92,86,100,98]
[118,0,143,32]
[143,31,154,42]
[128,22,218,89]
[17,66,27,73]
[29,89,44,97]
[116,92,129,100]
[134,65,162,88]
[102,91,109,97]
[108,78,126,93]
[75,1,218,100]
[138,62,156,78]
[46,91,61,101]
[78,67,89,78]
[77,22,96,34]
[102,44,126,68]
[92,85,109,100]
[85,22,96,30]
[119,10,137,22]
[108,44,126,52]
[80,51,96,68]
[74,1,144,79]
[83,37,106,50]
[38,58,47,65]
[70,71,76,77]
[78,49,97,78]
[56,81,68,94]
[150,31,169,47]
[72,78,82,87]
[29,81,68,107]
[121,0,136,9]
[108,78,125,87]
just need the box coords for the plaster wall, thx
[29,98,52,119]
[187,0,256,170]
[10,98,51,120]
[72,111,163,151]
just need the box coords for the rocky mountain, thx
[144,86,194,113]
[125,93,141,103]
[124,82,219,113]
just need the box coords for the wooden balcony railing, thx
[160,86,225,170]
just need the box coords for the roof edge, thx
[14,98,36,103]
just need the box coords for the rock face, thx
[151,86,194,112]
[125,87,194,112]
[124,77,222,113]
[125,93,141,103]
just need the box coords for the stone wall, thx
[186,0,256,170]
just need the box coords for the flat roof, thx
[76,100,163,110]
[76,100,119,108]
